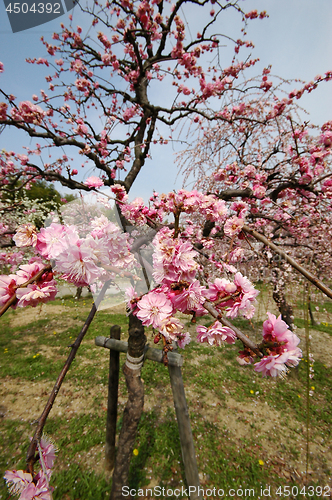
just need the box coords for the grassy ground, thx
[1,289,332,499]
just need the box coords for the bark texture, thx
[110,314,146,500]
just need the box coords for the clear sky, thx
[0,0,331,201]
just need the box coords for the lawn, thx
[1,288,332,499]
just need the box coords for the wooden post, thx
[168,363,203,500]
[96,335,202,497]
[105,325,121,472]
[95,336,183,367]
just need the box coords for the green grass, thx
[1,295,332,499]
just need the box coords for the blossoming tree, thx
[176,93,332,327]
[1,0,332,498]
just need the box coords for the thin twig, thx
[0,265,52,318]
[243,226,332,299]
[203,300,263,357]
[26,280,111,474]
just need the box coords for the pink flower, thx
[11,101,45,125]
[4,470,33,497]
[177,331,191,348]
[16,262,45,283]
[253,184,266,199]
[254,353,290,377]
[170,280,206,314]
[55,239,103,286]
[223,216,244,237]
[84,176,104,188]
[0,275,18,307]
[159,316,184,341]
[36,224,78,260]
[125,285,139,312]
[13,224,37,247]
[16,281,57,308]
[136,291,173,328]
[39,436,57,470]
[20,472,52,500]
[196,321,236,346]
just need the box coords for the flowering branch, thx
[25,280,111,474]
[203,300,263,357]
[243,226,332,299]
[0,264,52,317]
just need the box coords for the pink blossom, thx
[36,224,78,260]
[4,470,33,497]
[20,472,52,500]
[55,239,103,286]
[253,184,266,199]
[125,285,139,312]
[84,176,104,188]
[170,280,206,314]
[159,316,184,341]
[254,353,290,377]
[39,436,57,470]
[136,291,173,328]
[13,224,38,248]
[205,277,237,302]
[225,272,259,319]
[223,216,244,237]
[15,262,45,283]
[16,281,57,308]
[261,313,302,360]
[0,275,18,307]
[196,321,236,346]
[177,331,191,348]
[11,101,45,125]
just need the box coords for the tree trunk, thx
[110,314,146,500]
[272,268,294,331]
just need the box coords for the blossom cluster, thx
[4,436,56,500]
[0,214,134,309]
[247,313,302,377]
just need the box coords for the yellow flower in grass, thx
[133,449,139,456]
[258,460,264,466]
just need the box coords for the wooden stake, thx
[168,362,203,500]
[105,325,121,472]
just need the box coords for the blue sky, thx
[0,0,331,201]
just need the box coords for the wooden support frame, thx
[95,333,203,500]
[105,325,121,472]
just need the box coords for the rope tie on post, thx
[125,352,144,371]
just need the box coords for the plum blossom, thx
[254,313,302,376]
[84,176,104,188]
[36,223,77,260]
[254,353,289,378]
[55,239,104,286]
[39,436,57,471]
[226,272,259,319]
[11,101,45,125]
[223,216,244,237]
[4,470,33,497]
[169,280,206,315]
[177,331,191,348]
[13,224,38,247]
[0,274,18,307]
[16,281,57,308]
[136,291,173,328]
[196,321,236,346]
[158,316,184,341]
